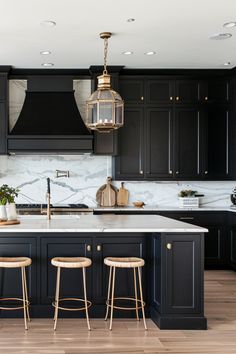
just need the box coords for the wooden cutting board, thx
[117,182,129,207]
[0,220,20,226]
[96,177,117,207]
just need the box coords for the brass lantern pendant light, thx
[86,32,124,133]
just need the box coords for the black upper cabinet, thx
[205,106,230,179]
[175,80,199,104]
[119,79,144,104]
[146,80,174,105]
[114,107,144,179]
[174,107,203,179]
[0,74,8,154]
[146,107,173,178]
[208,79,229,103]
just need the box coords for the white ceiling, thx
[1,0,236,69]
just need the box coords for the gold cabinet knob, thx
[176,96,179,101]
[140,170,144,175]
[205,96,208,101]
[176,171,179,174]
[97,245,101,252]
[166,243,172,250]
[87,245,91,252]
[169,170,173,174]
[141,96,144,101]
[205,171,208,174]
[170,96,173,101]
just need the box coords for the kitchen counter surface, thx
[94,205,236,212]
[0,214,208,233]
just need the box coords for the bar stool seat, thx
[51,257,91,268]
[51,256,92,331]
[104,256,147,331]
[0,257,31,268]
[0,257,31,330]
[104,257,144,268]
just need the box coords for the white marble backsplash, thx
[0,154,234,207]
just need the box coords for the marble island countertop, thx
[0,214,208,233]
[94,205,236,212]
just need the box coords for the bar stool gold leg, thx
[23,267,30,322]
[138,267,147,330]
[105,266,112,321]
[133,268,139,321]
[109,266,116,331]
[54,267,61,331]
[53,266,59,322]
[82,267,91,331]
[21,267,28,330]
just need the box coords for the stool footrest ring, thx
[106,297,145,311]
[0,298,30,311]
[52,298,92,312]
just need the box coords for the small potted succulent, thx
[178,189,199,208]
[0,184,19,221]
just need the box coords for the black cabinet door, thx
[205,106,230,179]
[114,107,144,180]
[164,233,203,314]
[119,79,144,104]
[0,75,7,101]
[146,107,173,178]
[146,80,174,105]
[40,237,92,304]
[0,103,7,154]
[208,79,229,103]
[174,107,202,179]
[93,236,146,304]
[0,237,37,304]
[175,80,199,104]
[204,226,226,268]
[230,229,236,270]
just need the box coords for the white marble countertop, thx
[94,205,236,212]
[0,214,208,233]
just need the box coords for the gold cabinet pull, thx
[205,96,208,101]
[140,170,144,175]
[166,243,172,250]
[141,96,144,101]
[169,170,172,174]
[97,245,101,252]
[205,171,208,174]
[176,171,179,175]
[176,96,179,101]
[87,245,91,252]
[170,96,173,101]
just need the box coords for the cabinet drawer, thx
[160,212,226,227]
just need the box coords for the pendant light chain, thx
[103,37,108,75]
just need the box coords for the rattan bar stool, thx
[51,257,92,331]
[104,257,147,330]
[0,257,31,330]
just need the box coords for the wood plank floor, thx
[0,270,235,354]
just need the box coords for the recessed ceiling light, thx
[209,33,232,40]
[122,51,133,55]
[223,62,231,66]
[40,20,56,27]
[40,50,51,55]
[41,63,54,67]
[223,22,236,28]
[144,51,156,55]
[127,18,135,22]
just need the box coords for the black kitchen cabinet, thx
[175,80,200,104]
[205,106,230,179]
[119,78,144,104]
[93,236,146,305]
[0,237,37,308]
[208,78,229,103]
[204,226,226,268]
[174,107,204,179]
[146,107,173,178]
[40,237,92,304]
[230,229,236,270]
[0,74,8,154]
[114,107,145,179]
[146,79,174,105]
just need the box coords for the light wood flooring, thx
[0,270,235,354]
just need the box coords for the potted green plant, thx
[0,184,19,221]
[178,189,199,208]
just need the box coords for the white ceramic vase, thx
[0,205,7,221]
[6,203,18,221]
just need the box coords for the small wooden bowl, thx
[133,201,145,208]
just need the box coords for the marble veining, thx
[0,154,234,208]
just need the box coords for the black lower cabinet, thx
[0,237,37,317]
[204,226,226,268]
[229,229,236,270]
[151,233,206,329]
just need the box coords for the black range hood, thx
[8,76,93,153]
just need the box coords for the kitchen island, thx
[0,214,207,329]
